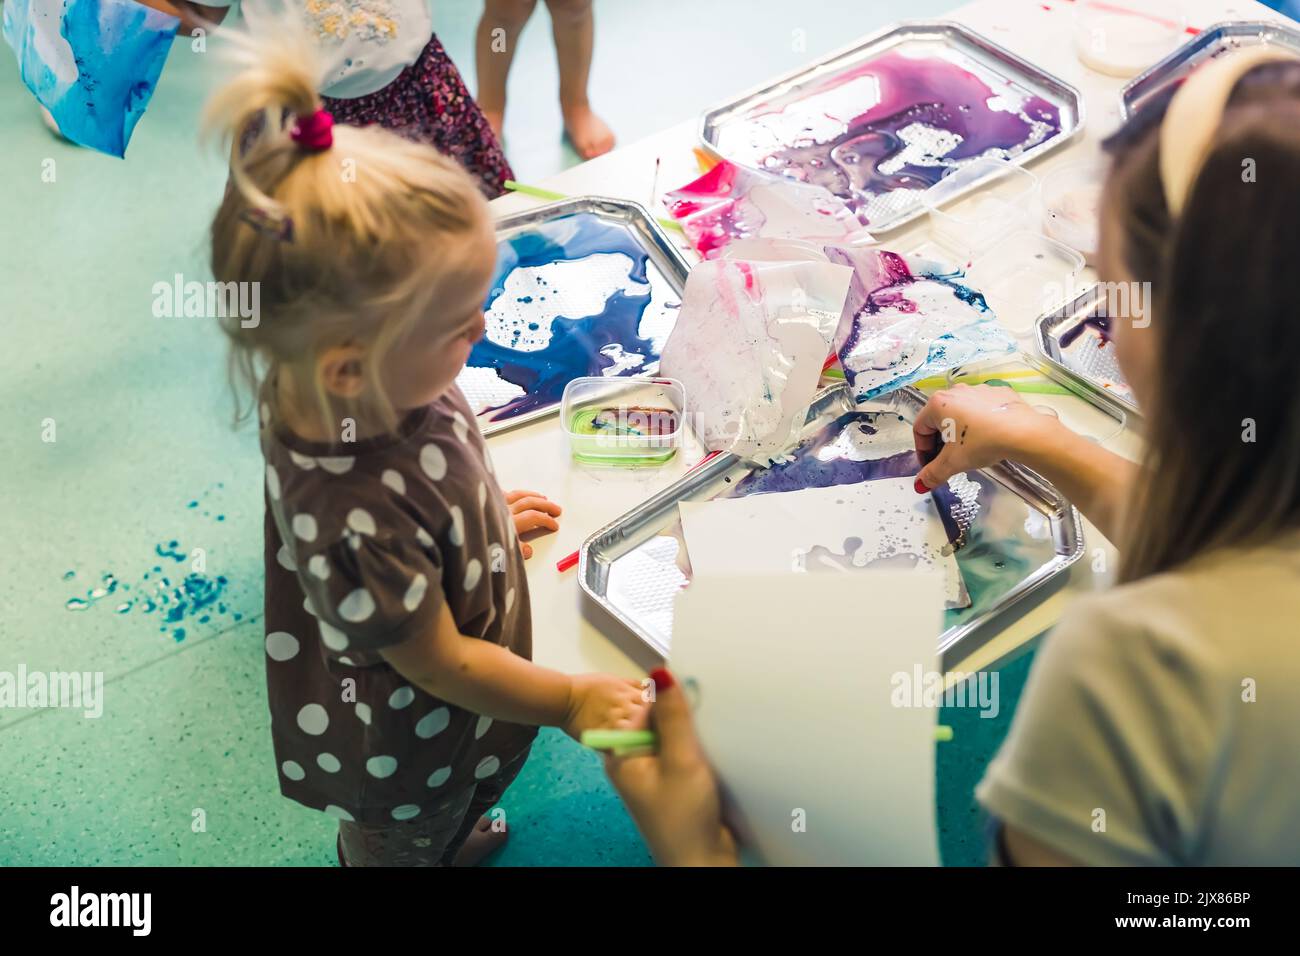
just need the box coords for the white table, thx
[486,0,1286,680]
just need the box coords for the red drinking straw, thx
[556,449,726,572]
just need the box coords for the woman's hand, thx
[561,673,647,739]
[914,383,1139,542]
[504,490,561,558]
[912,384,1062,490]
[604,669,738,867]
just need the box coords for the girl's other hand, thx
[604,669,738,867]
[913,384,1061,490]
[561,673,647,740]
[504,489,561,558]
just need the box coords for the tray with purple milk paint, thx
[579,383,1084,669]
[456,197,691,436]
[698,20,1084,234]
[1033,283,1139,421]
[1120,21,1300,121]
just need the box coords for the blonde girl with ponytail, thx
[206,22,646,867]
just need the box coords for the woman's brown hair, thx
[1103,60,1300,582]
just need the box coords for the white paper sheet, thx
[677,478,968,609]
[670,571,942,866]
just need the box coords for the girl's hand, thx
[504,490,561,558]
[913,384,1062,490]
[604,669,738,867]
[561,673,647,740]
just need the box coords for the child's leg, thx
[337,791,479,866]
[439,747,532,866]
[545,0,614,159]
[334,747,532,866]
[476,0,539,140]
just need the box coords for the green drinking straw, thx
[582,725,955,756]
[502,180,686,234]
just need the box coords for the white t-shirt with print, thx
[204,1,433,99]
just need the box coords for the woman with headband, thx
[603,49,1300,866]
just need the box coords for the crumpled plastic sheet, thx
[826,246,1015,401]
[660,258,853,465]
[664,159,873,261]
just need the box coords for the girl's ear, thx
[317,343,368,400]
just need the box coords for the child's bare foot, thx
[451,814,509,866]
[562,102,614,159]
[482,108,505,144]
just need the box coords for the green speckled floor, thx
[0,0,1030,867]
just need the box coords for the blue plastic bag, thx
[3,0,179,157]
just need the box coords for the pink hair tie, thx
[290,108,334,152]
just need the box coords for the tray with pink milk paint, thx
[699,20,1084,234]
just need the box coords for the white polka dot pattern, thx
[463,559,482,592]
[317,456,354,475]
[403,574,427,612]
[317,753,341,773]
[381,469,406,495]
[427,767,452,788]
[415,707,449,739]
[292,513,318,542]
[388,686,414,710]
[420,443,447,481]
[266,631,299,661]
[318,620,349,651]
[297,704,329,735]
[347,508,376,536]
[276,544,296,572]
[338,588,375,623]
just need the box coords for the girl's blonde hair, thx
[203,13,491,435]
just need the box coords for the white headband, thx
[1159,46,1300,217]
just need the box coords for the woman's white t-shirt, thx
[978,530,1300,865]
[204,1,433,98]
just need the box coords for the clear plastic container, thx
[560,377,685,466]
[922,158,1040,260]
[1074,0,1188,78]
[967,231,1086,339]
[1039,158,1106,264]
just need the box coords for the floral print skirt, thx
[322,34,514,198]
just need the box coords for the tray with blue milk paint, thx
[579,382,1084,667]
[1120,20,1300,120]
[457,197,691,436]
[1032,284,1139,421]
[698,20,1084,234]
